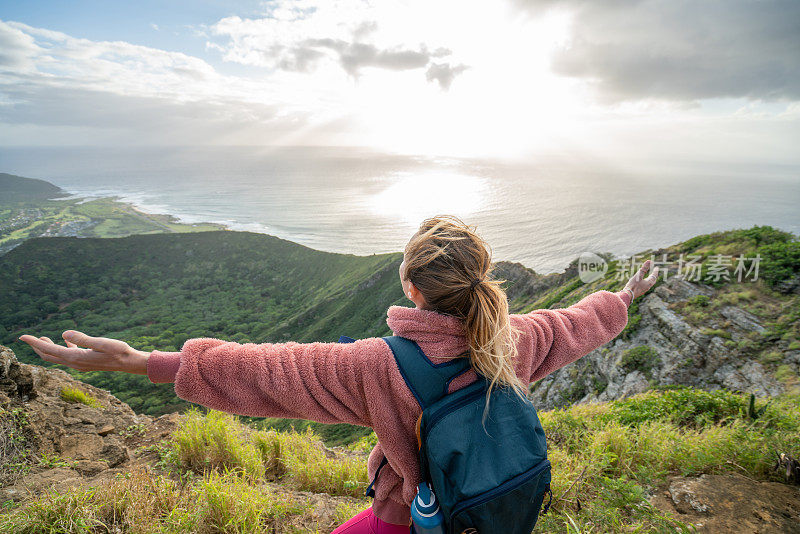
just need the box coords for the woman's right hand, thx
[624,259,660,299]
[18,330,150,375]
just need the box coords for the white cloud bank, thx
[0,0,798,164]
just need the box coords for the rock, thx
[0,345,36,401]
[739,361,783,396]
[650,474,800,533]
[0,343,144,499]
[73,459,109,476]
[618,370,651,399]
[668,478,710,513]
[493,261,556,304]
[101,437,129,467]
[66,405,103,425]
[719,306,765,333]
[16,468,81,495]
[529,276,789,410]
[60,433,104,460]
[719,361,783,397]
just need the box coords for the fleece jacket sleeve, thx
[146,337,391,428]
[511,289,631,384]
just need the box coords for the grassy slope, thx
[2,388,798,532]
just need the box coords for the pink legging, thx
[331,507,410,534]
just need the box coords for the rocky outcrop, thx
[0,345,149,502]
[530,277,792,409]
[649,474,800,533]
[493,261,570,308]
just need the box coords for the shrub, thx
[0,408,33,485]
[757,240,800,288]
[591,375,609,395]
[737,338,758,352]
[168,409,265,479]
[775,365,796,383]
[60,387,101,408]
[603,386,795,429]
[619,298,641,340]
[687,309,709,324]
[620,346,660,379]
[687,294,710,307]
[719,290,757,306]
[274,428,368,497]
[347,432,378,454]
[759,350,783,364]
[165,411,369,498]
[0,467,311,534]
[194,471,308,532]
[701,328,732,339]
[252,430,284,475]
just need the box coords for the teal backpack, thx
[340,335,552,533]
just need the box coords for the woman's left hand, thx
[18,330,149,375]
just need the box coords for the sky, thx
[1,0,799,165]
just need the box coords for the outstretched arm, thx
[19,332,386,428]
[512,259,659,383]
[19,331,150,374]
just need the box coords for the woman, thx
[20,215,658,533]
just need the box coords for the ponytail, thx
[402,215,526,413]
[466,276,526,403]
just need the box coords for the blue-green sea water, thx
[1,146,798,273]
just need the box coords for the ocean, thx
[1,146,798,274]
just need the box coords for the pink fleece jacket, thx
[147,289,632,526]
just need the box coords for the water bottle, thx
[410,482,445,534]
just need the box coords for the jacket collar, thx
[385,305,469,359]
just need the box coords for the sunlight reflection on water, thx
[1,146,798,273]
[367,171,489,226]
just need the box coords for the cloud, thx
[351,20,377,41]
[0,20,341,146]
[0,81,352,146]
[514,0,800,103]
[425,62,469,90]
[0,20,40,70]
[299,38,434,77]
[0,20,222,100]
[207,1,467,89]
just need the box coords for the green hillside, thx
[2,224,798,444]
[0,173,67,201]
[1,231,407,417]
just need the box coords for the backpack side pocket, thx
[449,460,551,534]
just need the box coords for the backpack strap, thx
[340,333,471,498]
[365,455,388,498]
[382,335,471,410]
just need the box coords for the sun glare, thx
[346,5,577,159]
[368,171,489,225]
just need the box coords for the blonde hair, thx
[402,215,526,409]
